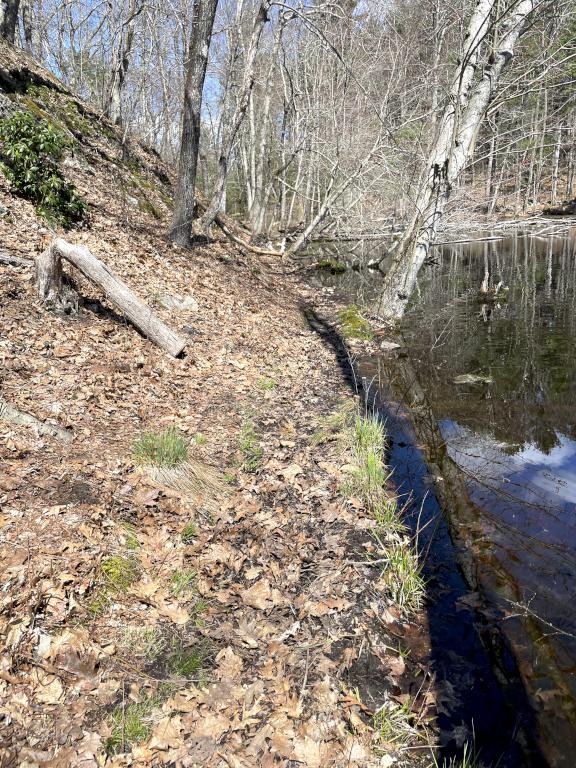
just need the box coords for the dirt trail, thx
[0,52,435,768]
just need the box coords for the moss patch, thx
[338,304,373,340]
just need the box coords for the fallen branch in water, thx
[431,235,505,247]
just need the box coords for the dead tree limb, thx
[36,238,187,358]
[0,252,33,267]
[0,398,73,442]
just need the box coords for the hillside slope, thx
[0,43,431,768]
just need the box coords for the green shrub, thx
[0,111,84,226]
[132,427,188,467]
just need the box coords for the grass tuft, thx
[167,638,214,681]
[343,447,387,502]
[118,627,166,663]
[433,741,481,768]
[373,699,421,748]
[170,569,196,598]
[257,376,277,391]
[338,304,373,340]
[106,694,163,754]
[132,427,188,467]
[375,535,425,613]
[239,420,263,472]
[311,399,358,445]
[181,521,197,544]
[319,403,425,615]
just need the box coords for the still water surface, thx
[308,229,576,766]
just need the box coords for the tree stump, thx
[36,238,187,357]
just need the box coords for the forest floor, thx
[0,47,439,768]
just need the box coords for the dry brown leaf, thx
[241,578,272,610]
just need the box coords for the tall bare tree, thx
[201,0,272,233]
[376,0,536,321]
[0,0,20,42]
[169,0,219,247]
[105,0,145,126]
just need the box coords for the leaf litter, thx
[0,60,439,768]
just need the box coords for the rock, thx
[157,293,199,312]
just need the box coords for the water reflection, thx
[307,228,576,766]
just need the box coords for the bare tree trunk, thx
[169,0,218,247]
[0,0,20,42]
[376,0,535,322]
[551,126,562,204]
[248,13,286,237]
[201,0,271,234]
[37,239,187,357]
[20,0,34,52]
[105,0,144,126]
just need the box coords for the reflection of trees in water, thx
[304,239,391,305]
[401,231,576,454]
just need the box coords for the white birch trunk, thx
[376,0,535,321]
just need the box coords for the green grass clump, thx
[311,399,357,445]
[338,304,374,340]
[106,695,163,754]
[324,406,425,615]
[102,555,139,592]
[256,376,277,391]
[374,496,406,536]
[132,427,188,467]
[239,420,263,472]
[376,537,425,613]
[122,522,141,551]
[342,414,388,507]
[167,639,213,681]
[0,110,85,227]
[351,414,385,455]
[194,432,207,445]
[87,590,110,617]
[344,448,387,502]
[170,569,196,598]
[181,521,197,544]
[433,741,480,768]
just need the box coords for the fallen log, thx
[0,252,33,267]
[36,238,187,358]
[0,398,73,442]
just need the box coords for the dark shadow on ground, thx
[300,301,541,768]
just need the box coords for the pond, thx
[306,228,576,767]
